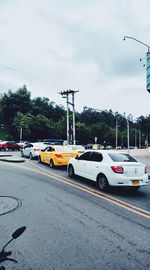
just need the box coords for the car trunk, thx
[119,162,145,177]
[59,152,77,159]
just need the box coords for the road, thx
[0,151,150,270]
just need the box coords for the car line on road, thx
[3,159,150,221]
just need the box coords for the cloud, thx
[0,0,149,119]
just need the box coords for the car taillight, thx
[145,166,148,174]
[34,149,40,151]
[55,154,63,158]
[111,166,123,174]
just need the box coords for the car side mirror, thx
[75,155,79,160]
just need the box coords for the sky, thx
[0,0,150,120]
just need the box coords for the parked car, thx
[92,144,104,150]
[0,141,21,151]
[85,144,94,150]
[21,142,46,159]
[17,141,30,148]
[39,145,79,168]
[68,150,148,191]
[67,145,85,153]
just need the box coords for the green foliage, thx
[55,117,67,139]
[2,85,32,125]
[76,122,89,144]
[1,86,150,146]
[13,112,55,141]
[0,128,9,141]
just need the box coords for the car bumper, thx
[108,174,149,187]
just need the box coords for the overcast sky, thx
[0,0,150,119]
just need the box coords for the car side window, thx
[78,152,91,161]
[90,152,103,162]
[46,147,55,152]
[25,144,33,148]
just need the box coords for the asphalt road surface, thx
[0,151,150,270]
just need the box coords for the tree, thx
[29,114,55,141]
[2,85,32,125]
[13,112,33,140]
[76,122,89,144]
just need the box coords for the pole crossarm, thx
[124,36,150,51]
[59,89,79,96]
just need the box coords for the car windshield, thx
[108,153,137,162]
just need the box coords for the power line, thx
[0,64,65,90]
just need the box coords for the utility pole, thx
[139,129,141,148]
[135,128,137,148]
[127,118,130,153]
[116,118,118,150]
[126,114,132,153]
[59,89,79,145]
[20,128,22,142]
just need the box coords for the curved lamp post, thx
[123,36,150,51]
[123,36,150,92]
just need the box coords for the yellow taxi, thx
[39,145,79,168]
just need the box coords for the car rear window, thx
[53,146,74,152]
[108,153,137,162]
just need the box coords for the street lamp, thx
[123,36,150,51]
[123,36,150,92]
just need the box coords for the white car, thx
[21,142,47,159]
[68,150,149,191]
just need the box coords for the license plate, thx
[132,180,139,185]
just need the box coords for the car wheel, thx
[50,159,54,168]
[5,148,9,151]
[68,164,75,178]
[21,151,24,157]
[29,153,33,160]
[38,156,42,163]
[97,174,109,191]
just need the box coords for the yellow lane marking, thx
[30,162,150,216]
[3,161,150,220]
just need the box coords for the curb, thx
[0,157,25,163]
[0,154,12,157]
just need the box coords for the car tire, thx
[29,152,33,160]
[50,159,54,168]
[38,156,42,163]
[68,164,75,178]
[21,151,24,157]
[97,174,109,192]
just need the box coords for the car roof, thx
[83,150,131,156]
